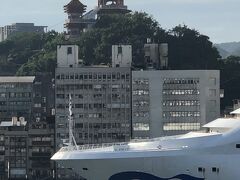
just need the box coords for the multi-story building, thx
[0,74,55,180]
[0,118,28,180]
[55,45,132,147]
[0,27,4,42]
[28,73,55,180]
[132,70,220,139]
[0,77,35,123]
[55,44,132,179]
[0,23,46,42]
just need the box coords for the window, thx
[212,167,217,172]
[118,46,122,54]
[236,144,240,148]
[163,123,201,131]
[198,167,205,172]
[209,89,216,97]
[209,77,217,85]
[67,47,72,54]
[133,123,150,131]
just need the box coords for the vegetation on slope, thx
[0,12,239,109]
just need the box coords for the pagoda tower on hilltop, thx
[97,0,131,16]
[64,0,87,40]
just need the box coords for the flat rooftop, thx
[0,76,35,83]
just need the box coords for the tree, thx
[167,25,220,69]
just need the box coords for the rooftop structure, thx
[97,0,131,16]
[64,0,87,40]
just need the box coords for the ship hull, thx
[55,149,240,180]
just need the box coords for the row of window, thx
[133,90,149,96]
[0,83,31,89]
[57,103,107,109]
[57,123,130,129]
[133,79,149,85]
[163,78,200,85]
[163,111,201,118]
[133,101,149,107]
[133,112,150,117]
[56,73,130,81]
[163,89,200,95]
[163,100,200,107]
[32,147,51,153]
[163,123,201,131]
[56,84,130,91]
[32,137,51,142]
[0,92,31,98]
[133,123,150,131]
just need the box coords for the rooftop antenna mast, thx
[68,94,78,149]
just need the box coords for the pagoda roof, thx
[64,0,87,14]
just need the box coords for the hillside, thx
[215,42,240,58]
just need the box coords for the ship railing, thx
[59,142,129,152]
[130,135,181,143]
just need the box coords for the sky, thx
[0,0,239,43]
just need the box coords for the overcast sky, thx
[0,0,239,43]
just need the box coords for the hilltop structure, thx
[64,0,87,40]
[97,0,131,16]
[63,0,131,41]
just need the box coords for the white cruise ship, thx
[52,108,240,180]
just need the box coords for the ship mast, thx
[68,94,78,149]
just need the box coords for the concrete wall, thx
[112,45,132,67]
[57,45,79,68]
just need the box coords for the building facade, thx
[0,74,55,180]
[0,120,28,180]
[0,23,46,42]
[55,44,132,179]
[132,70,220,138]
[0,77,35,123]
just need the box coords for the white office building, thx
[132,70,220,138]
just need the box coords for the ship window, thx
[212,167,217,172]
[236,144,240,148]
[83,168,88,171]
[198,167,205,172]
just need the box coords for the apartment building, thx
[0,23,46,42]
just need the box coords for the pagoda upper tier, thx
[64,0,87,14]
[97,0,130,15]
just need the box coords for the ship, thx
[52,105,240,180]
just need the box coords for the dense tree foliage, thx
[0,12,239,110]
[219,56,240,109]
[0,31,64,75]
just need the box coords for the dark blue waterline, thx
[109,172,204,180]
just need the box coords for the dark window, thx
[67,47,72,54]
[236,144,240,148]
[198,167,204,172]
[212,167,217,172]
[118,46,122,54]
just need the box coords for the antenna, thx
[68,94,78,149]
